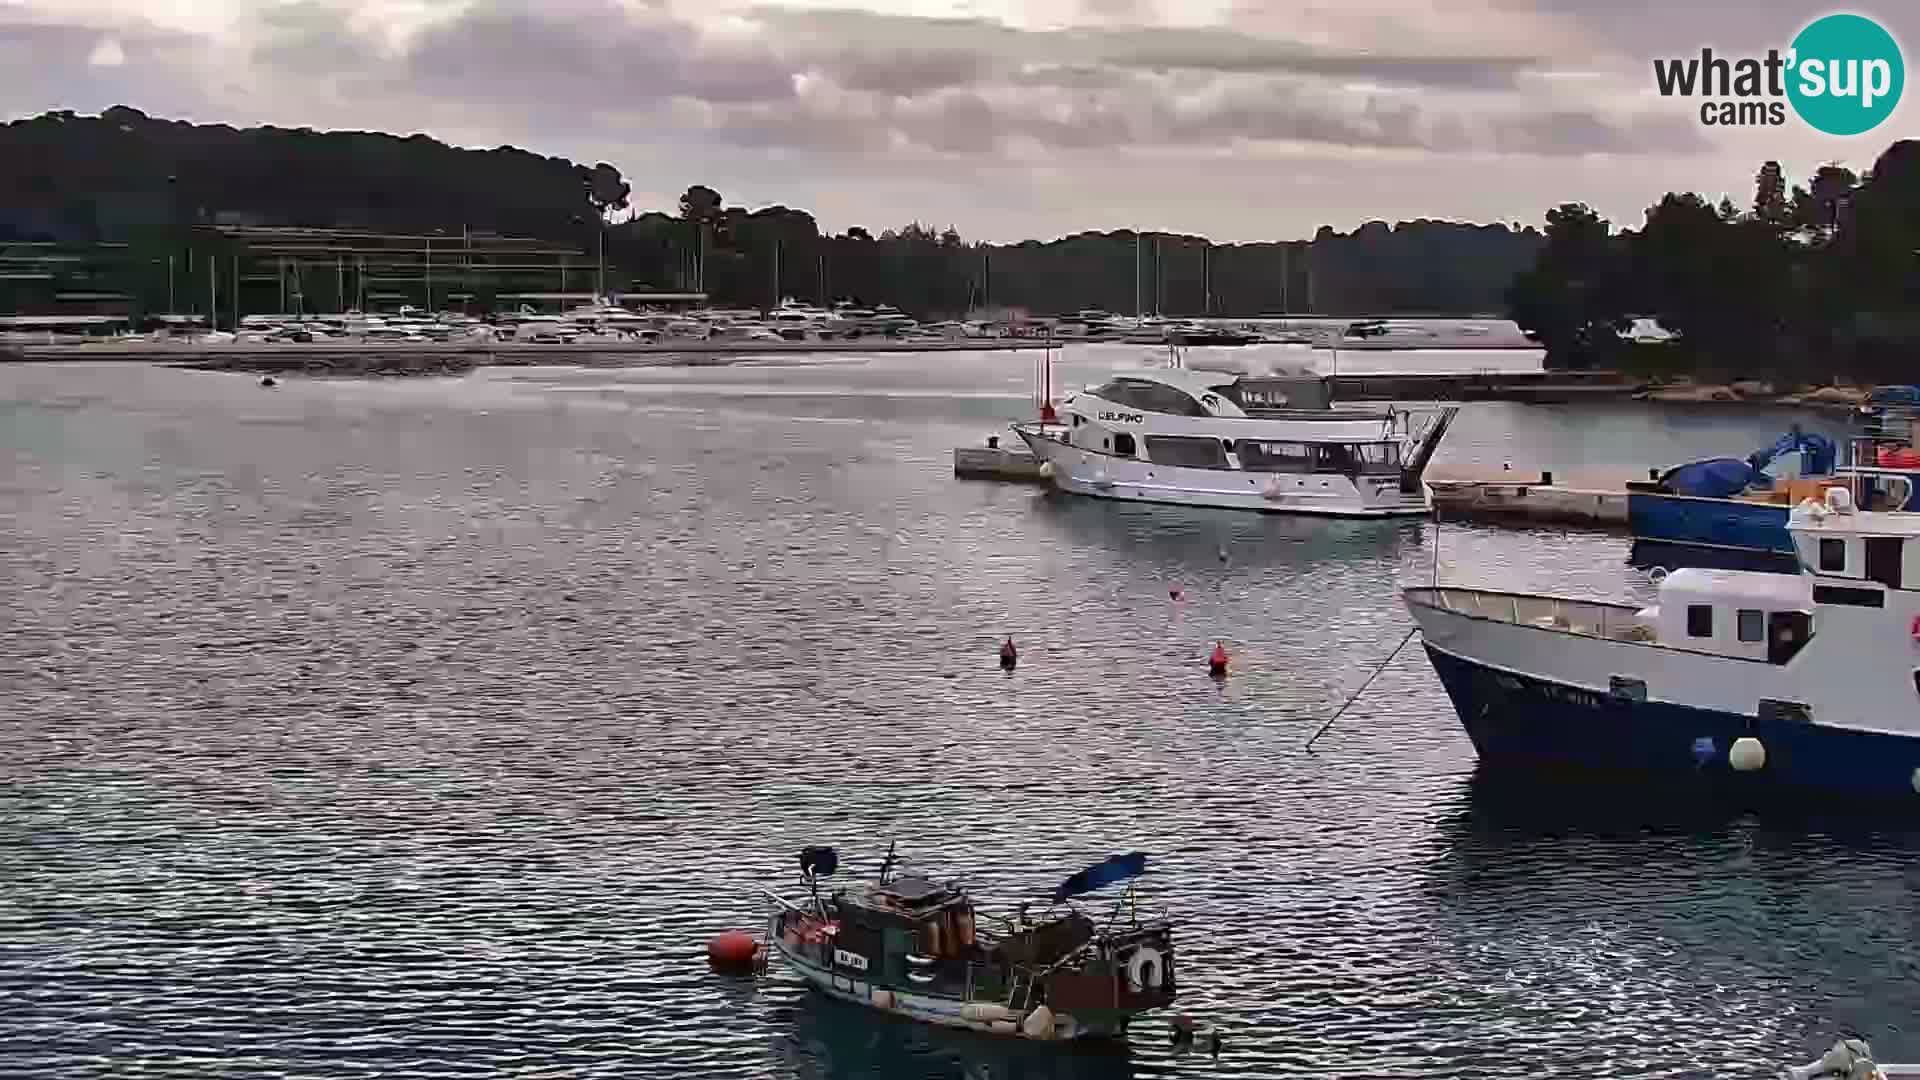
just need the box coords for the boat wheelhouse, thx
[1406,485,1920,799]
[764,846,1175,1041]
[1014,367,1456,517]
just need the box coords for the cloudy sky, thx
[3,0,1912,241]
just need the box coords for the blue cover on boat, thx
[1053,852,1147,901]
[1660,457,1760,498]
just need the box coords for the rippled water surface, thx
[3,351,1915,1080]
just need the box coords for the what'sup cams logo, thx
[1654,13,1904,133]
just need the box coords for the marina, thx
[5,350,1919,1080]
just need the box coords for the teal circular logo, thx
[1787,13,1904,135]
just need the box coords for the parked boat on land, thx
[1408,486,1920,800]
[1014,362,1456,517]
[764,845,1176,1042]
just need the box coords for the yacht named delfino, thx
[1014,366,1457,517]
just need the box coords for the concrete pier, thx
[1425,469,1632,528]
[954,445,1047,483]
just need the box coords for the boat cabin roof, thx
[835,875,971,924]
[1659,567,1811,607]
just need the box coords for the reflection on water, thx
[777,993,1137,1080]
[2,356,1914,1080]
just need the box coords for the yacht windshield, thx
[1090,379,1210,417]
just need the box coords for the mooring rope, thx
[1303,626,1422,752]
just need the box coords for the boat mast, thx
[1134,231,1142,321]
[1202,242,1211,317]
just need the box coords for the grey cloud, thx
[0,0,1716,166]
[808,47,988,97]
[749,7,1544,91]
[0,6,215,117]
[399,0,792,109]
[1492,109,1711,156]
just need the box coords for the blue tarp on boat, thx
[1052,853,1148,901]
[1659,457,1761,498]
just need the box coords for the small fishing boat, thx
[762,845,1176,1041]
[1408,486,1920,800]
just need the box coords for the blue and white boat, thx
[1628,429,1920,569]
[1407,485,1920,799]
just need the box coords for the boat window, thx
[1813,584,1883,608]
[1316,444,1359,474]
[1767,611,1813,664]
[1354,443,1402,475]
[1759,699,1813,723]
[1113,432,1137,457]
[1736,609,1763,642]
[1144,435,1229,469]
[1819,538,1846,572]
[1237,441,1314,473]
[1091,379,1209,417]
[1686,604,1713,638]
[1866,536,1904,589]
[1914,669,1920,697]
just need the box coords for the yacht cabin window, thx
[1237,441,1401,475]
[1113,432,1137,457]
[1736,609,1763,642]
[1144,435,1229,469]
[1090,379,1210,418]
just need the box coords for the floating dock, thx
[1427,480,1626,527]
[954,444,1047,483]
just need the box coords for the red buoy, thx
[999,637,1018,669]
[1208,641,1229,677]
[708,930,760,973]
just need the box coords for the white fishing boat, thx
[1406,486,1920,799]
[1013,364,1456,517]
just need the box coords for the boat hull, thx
[1421,643,1920,801]
[1626,490,1794,557]
[768,936,1121,1041]
[1015,427,1429,518]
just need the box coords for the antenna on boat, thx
[878,841,897,885]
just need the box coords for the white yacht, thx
[1014,366,1456,516]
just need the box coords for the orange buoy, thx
[708,930,760,973]
[999,637,1018,669]
[1208,641,1229,678]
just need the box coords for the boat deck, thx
[1408,586,1655,643]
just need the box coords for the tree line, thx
[1508,139,1919,379]
[0,107,1540,320]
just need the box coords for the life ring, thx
[1910,614,1920,642]
[1126,947,1165,990]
